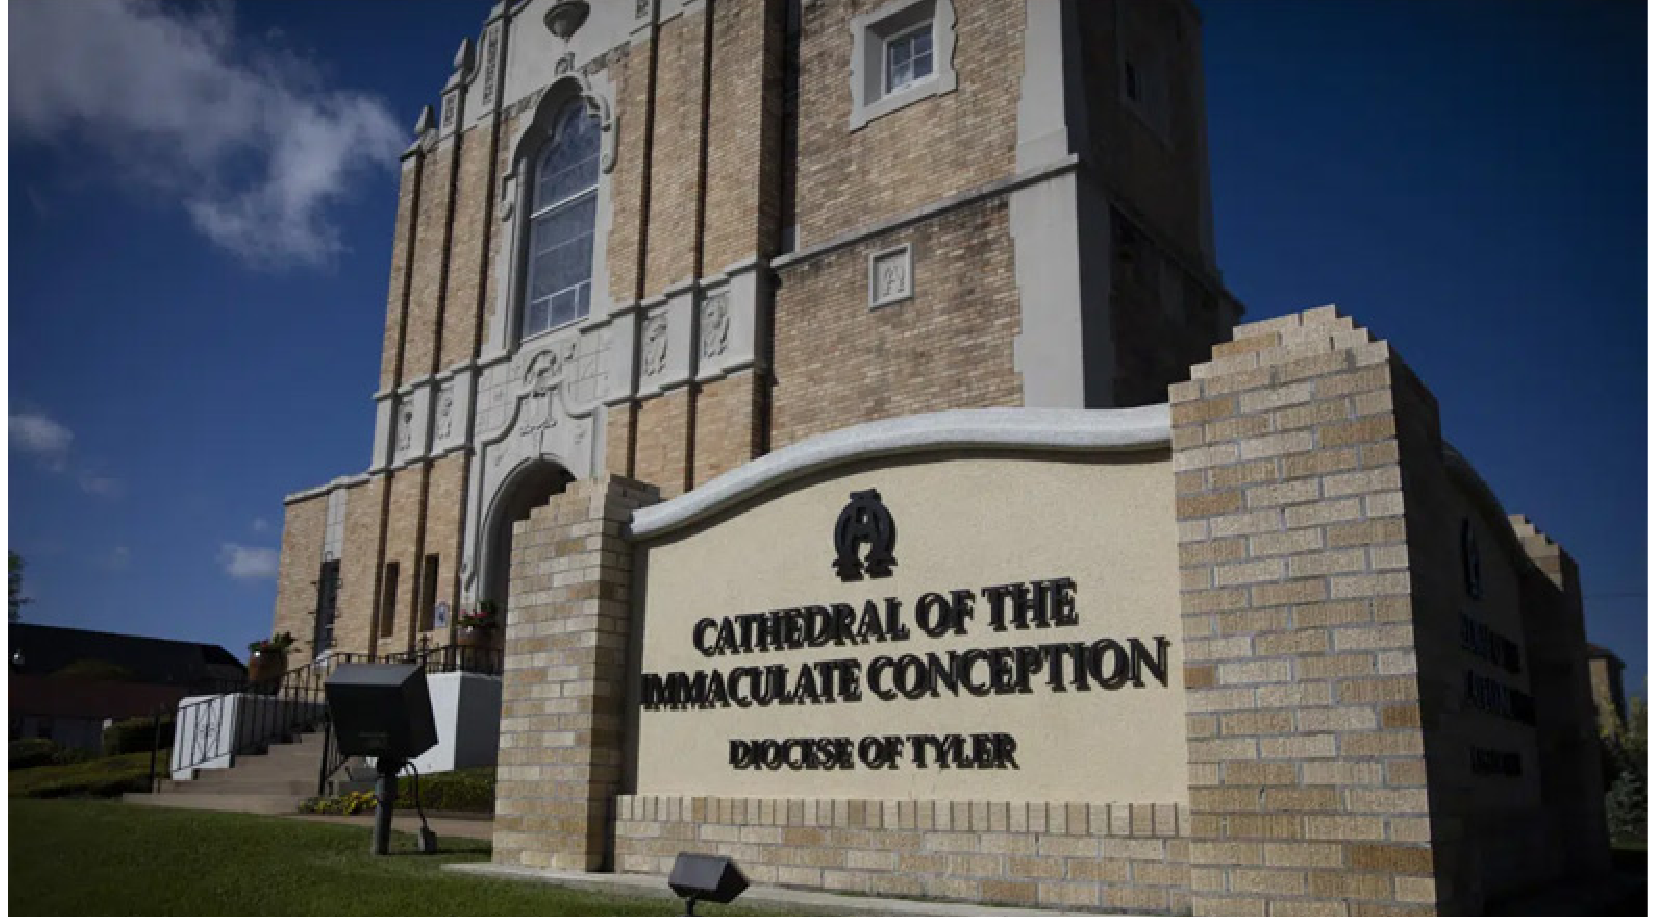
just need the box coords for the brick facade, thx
[1171,307,1607,917]
[273,0,1238,662]
[615,795,1189,911]
[493,475,659,870]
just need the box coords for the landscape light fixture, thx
[324,663,439,855]
[667,853,748,917]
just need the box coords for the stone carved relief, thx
[481,28,501,105]
[436,387,455,440]
[636,0,651,18]
[701,293,730,360]
[442,92,457,129]
[396,404,414,454]
[641,315,669,378]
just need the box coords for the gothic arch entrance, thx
[480,459,574,611]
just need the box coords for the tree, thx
[9,552,31,622]
[1604,690,1647,845]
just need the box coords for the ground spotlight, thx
[324,663,438,855]
[667,853,748,917]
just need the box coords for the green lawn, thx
[9,800,798,917]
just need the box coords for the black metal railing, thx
[162,653,369,788]
[381,642,504,676]
[153,643,505,797]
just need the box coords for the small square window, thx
[849,0,957,131]
[884,24,934,95]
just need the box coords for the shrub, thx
[103,715,174,757]
[400,766,494,814]
[49,746,94,767]
[10,738,58,770]
[298,790,379,816]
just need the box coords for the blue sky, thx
[8,2,1647,690]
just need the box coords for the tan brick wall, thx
[1076,0,1208,269]
[379,159,421,390]
[412,454,468,643]
[606,48,648,304]
[273,496,327,658]
[643,11,709,293]
[1172,307,1445,917]
[615,795,1188,911]
[771,199,1021,449]
[401,143,458,380]
[792,0,1022,248]
[606,402,636,478]
[690,371,762,487]
[377,468,427,653]
[702,0,784,271]
[493,475,659,870]
[440,125,496,366]
[633,388,692,499]
[334,478,384,656]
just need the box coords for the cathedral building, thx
[255,3,1613,914]
[272,0,1239,660]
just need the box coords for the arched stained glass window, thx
[521,101,600,338]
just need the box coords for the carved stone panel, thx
[641,314,669,379]
[701,292,730,360]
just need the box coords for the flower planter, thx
[247,648,288,687]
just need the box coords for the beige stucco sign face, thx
[629,452,1187,803]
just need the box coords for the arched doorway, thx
[481,460,574,611]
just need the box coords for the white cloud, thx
[219,543,279,580]
[102,546,132,572]
[251,517,271,533]
[10,409,74,471]
[10,0,405,268]
[78,473,123,498]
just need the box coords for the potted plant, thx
[247,631,294,685]
[457,601,502,650]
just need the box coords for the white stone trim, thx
[868,243,913,309]
[630,405,1171,540]
[848,0,958,131]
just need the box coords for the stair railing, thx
[311,642,505,795]
[168,652,369,781]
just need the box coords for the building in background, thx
[9,622,245,750]
[1587,643,1629,734]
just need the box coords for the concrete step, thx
[125,792,311,816]
[170,777,317,796]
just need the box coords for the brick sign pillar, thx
[492,475,659,870]
[1172,307,1452,917]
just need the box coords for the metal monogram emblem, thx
[833,489,896,582]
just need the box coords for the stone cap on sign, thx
[628,405,1172,541]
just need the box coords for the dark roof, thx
[1587,643,1625,665]
[7,622,245,687]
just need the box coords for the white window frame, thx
[848,0,957,131]
[882,21,935,96]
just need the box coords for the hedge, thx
[400,766,494,813]
[9,750,166,798]
[10,739,57,770]
[103,715,174,757]
[299,766,496,816]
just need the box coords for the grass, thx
[9,799,807,917]
[9,751,165,799]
